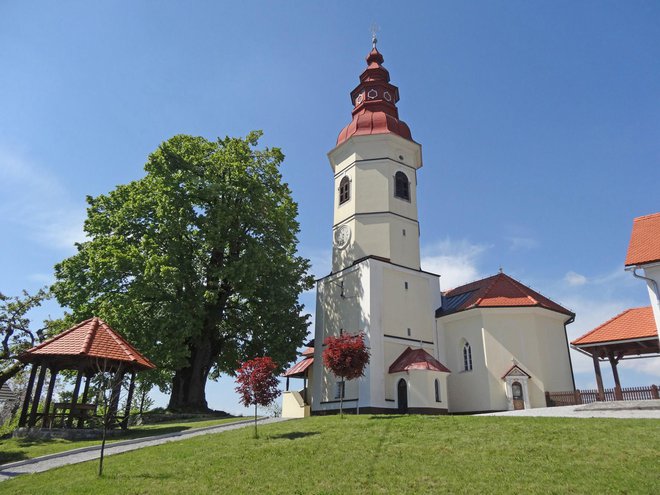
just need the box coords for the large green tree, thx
[52,132,313,411]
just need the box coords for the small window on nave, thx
[463,342,473,372]
[435,379,441,402]
[394,171,410,201]
[339,176,350,204]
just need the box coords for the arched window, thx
[463,342,473,371]
[339,176,350,204]
[434,379,441,402]
[394,171,410,200]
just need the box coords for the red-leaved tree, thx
[235,357,281,438]
[322,332,370,417]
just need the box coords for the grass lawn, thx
[1,415,658,494]
[0,416,249,465]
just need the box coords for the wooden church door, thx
[397,379,408,413]
[512,381,525,410]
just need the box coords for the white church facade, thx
[283,44,575,416]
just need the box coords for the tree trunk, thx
[340,378,344,419]
[167,247,231,412]
[254,403,258,439]
[167,336,216,412]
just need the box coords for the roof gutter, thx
[625,266,660,311]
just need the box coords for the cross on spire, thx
[371,23,379,49]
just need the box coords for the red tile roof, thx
[571,306,658,346]
[20,317,155,370]
[625,212,660,267]
[388,347,450,373]
[283,357,313,377]
[301,347,314,357]
[437,272,573,318]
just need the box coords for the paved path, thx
[480,400,660,419]
[0,417,290,482]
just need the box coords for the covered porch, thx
[17,317,155,433]
[281,347,313,418]
[571,306,659,401]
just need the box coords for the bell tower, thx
[310,40,443,417]
[328,43,423,273]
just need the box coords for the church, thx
[282,42,575,416]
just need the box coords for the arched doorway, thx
[397,378,408,413]
[512,381,525,410]
[503,364,531,411]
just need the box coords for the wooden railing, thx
[546,385,659,406]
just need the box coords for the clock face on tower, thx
[333,224,351,249]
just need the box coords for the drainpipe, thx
[625,266,660,310]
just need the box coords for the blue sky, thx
[1,1,659,414]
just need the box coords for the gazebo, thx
[571,306,659,400]
[17,317,155,431]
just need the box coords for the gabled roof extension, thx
[283,347,315,378]
[501,364,531,379]
[625,212,660,267]
[388,347,450,373]
[436,272,573,318]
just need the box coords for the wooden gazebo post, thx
[77,371,94,428]
[592,353,605,402]
[608,351,623,400]
[27,365,48,427]
[18,364,38,427]
[42,366,59,427]
[66,370,84,428]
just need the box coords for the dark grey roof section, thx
[436,290,476,317]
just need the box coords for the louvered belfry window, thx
[339,176,350,204]
[394,171,410,200]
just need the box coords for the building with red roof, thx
[435,272,575,412]
[283,40,577,417]
[571,212,660,400]
[624,212,660,335]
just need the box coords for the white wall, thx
[439,307,574,413]
[641,263,660,332]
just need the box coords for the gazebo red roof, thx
[625,212,660,267]
[389,347,450,373]
[572,306,658,346]
[19,317,156,371]
[437,272,573,318]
